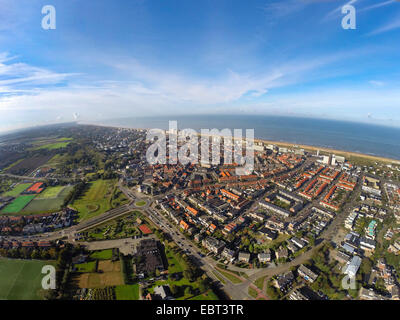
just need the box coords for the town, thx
[0,123,400,301]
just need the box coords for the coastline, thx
[254,138,400,165]
[80,121,400,165]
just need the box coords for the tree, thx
[249,244,254,253]
[184,287,193,296]
[170,284,179,296]
[266,284,280,300]
[198,279,210,293]
[31,249,40,260]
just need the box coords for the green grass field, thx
[254,275,266,290]
[90,249,113,260]
[0,259,55,300]
[248,287,258,299]
[22,186,73,214]
[30,138,73,151]
[72,179,127,222]
[36,186,65,199]
[22,198,64,214]
[215,268,243,284]
[1,183,32,197]
[166,247,185,274]
[189,291,219,300]
[1,195,36,214]
[33,142,70,150]
[75,261,97,273]
[45,154,66,167]
[115,284,140,300]
[135,201,147,207]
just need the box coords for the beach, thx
[82,121,400,165]
[254,138,400,165]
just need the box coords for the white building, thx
[343,255,362,278]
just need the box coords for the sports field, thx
[72,179,127,222]
[0,258,55,300]
[1,195,36,214]
[1,183,32,197]
[22,186,73,214]
[36,186,65,199]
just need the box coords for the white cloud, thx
[367,15,400,36]
[369,80,385,86]
[0,53,79,92]
[359,0,396,12]
[0,48,397,128]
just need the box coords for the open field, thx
[1,183,32,197]
[1,195,36,214]
[115,284,140,300]
[30,137,73,151]
[0,159,24,173]
[21,198,64,214]
[36,186,65,199]
[90,249,113,260]
[21,186,74,214]
[4,155,54,175]
[166,247,185,274]
[75,261,123,288]
[75,261,97,273]
[72,179,127,222]
[0,151,24,173]
[44,154,67,167]
[189,290,219,300]
[0,258,55,300]
[32,142,70,151]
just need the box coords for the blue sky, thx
[0,0,400,132]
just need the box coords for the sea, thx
[96,115,400,161]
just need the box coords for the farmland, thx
[45,154,67,167]
[1,195,36,214]
[4,155,54,175]
[74,260,124,288]
[72,179,128,222]
[32,142,71,151]
[0,159,24,173]
[0,258,55,300]
[0,151,23,173]
[1,183,32,197]
[30,137,73,151]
